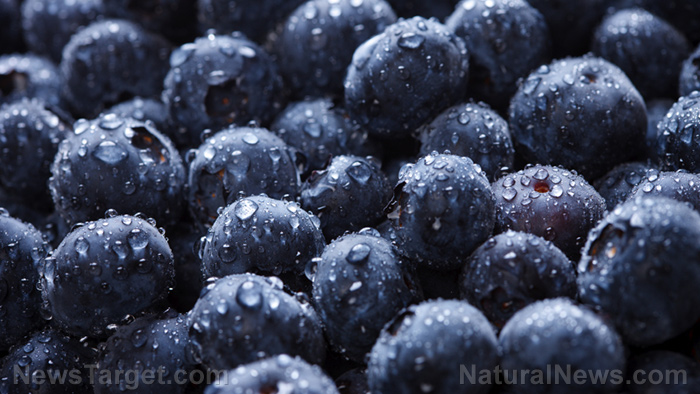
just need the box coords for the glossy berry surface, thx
[41,214,175,338]
[627,171,700,213]
[594,161,658,211]
[0,54,61,107]
[679,44,700,97]
[653,92,700,173]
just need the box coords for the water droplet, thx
[228,150,250,178]
[242,133,259,145]
[303,121,322,138]
[236,280,263,310]
[238,46,256,58]
[458,112,470,125]
[123,181,136,195]
[235,199,259,221]
[550,185,563,198]
[397,32,425,50]
[131,329,147,348]
[502,188,517,201]
[349,281,362,291]
[127,229,149,250]
[93,141,127,164]
[170,45,195,67]
[203,146,216,160]
[346,243,371,265]
[346,161,373,184]
[522,77,541,95]
[99,114,124,130]
[75,237,89,254]
[218,243,237,263]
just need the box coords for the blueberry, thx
[0,53,61,108]
[41,214,175,338]
[508,56,648,180]
[578,197,700,346]
[49,113,186,227]
[592,8,690,100]
[653,92,700,172]
[388,153,495,271]
[103,0,197,44]
[0,0,23,55]
[499,298,625,394]
[679,45,700,97]
[335,368,369,394]
[311,231,421,362]
[0,328,97,394]
[628,0,700,43]
[271,0,396,99]
[367,299,499,394]
[627,171,700,213]
[344,16,469,139]
[460,231,577,329]
[60,19,172,118]
[204,354,339,394]
[301,156,392,240]
[493,165,606,259]
[188,274,326,370]
[418,101,514,180]
[0,211,50,352]
[106,97,178,149]
[200,195,325,292]
[21,0,105,63]
[186,127,301,226]
[626,351,700,394]
[270,98,377,175]
[197,0,306,43]
[163,34,284,149]
[445,0,551,109]
[94,310,196,394]
[0,99,70,208]
[594,161,658,211]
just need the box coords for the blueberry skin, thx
[499,298,625,394]
[344,16,469,140]
[592,8,690,100]
[188,274,326,370]
[367,300,499,394]
[627,171,700,213]
[418,101,514,181]
[578,197,700,346]
[594,161,658,211]
[0,212,50,352]
[187,127,301,226]
[197,0,306,43]
[270,98,377,175]
[389,153,495,271]
[49,114,186,227]
[103,0,197,44]
[627,0,700,43]
[0,54,61,108]
[21,0,105,63]
[493,165,607,259]
[645,99,674,157]
[460,231,576,329]
[200,195,325,292]
[204,355,339,394]
[106,98,178,149]
[0,328,97,394]
[163,34,284,149]
[60,19,172,118]
[0,99,70,207]
[509,56,647,180]
[626,351,700,394]
[301,156,392,240]
[335,368,370,394]
[94,311,196,394]
[41,214,175,338]
[680,45,700,97]
[311,232,421,363]
[653,92,700,173]
[445,0,551,109]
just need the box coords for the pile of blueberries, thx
[2,0,700,393]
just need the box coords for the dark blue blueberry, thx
[493,165,606,259]
[271,0,396,99]
[0,0,23,55]
[186,127,301,226]
[41,214,175,338]
[311,231,421,362]
[578,197,700,346]
[367,299,499,394]
[60,19,171,118]
[626,0,700,43]
[592,8,690,99]
[508,56,647,180]
[594,161,658,211]
[645,99,674,157]
[200,195,325,292]
[106,97,178,149]
[499,298,625,394]
[103,0,197,44]
[0,211,49,352]
[626,351,700,394]
[445,0,551,109]
[94,310,196,394]
[270,98,377,175]
[204,355,339,394]
[21,0,105,63]
[460,231,577,329]
[301,156,392,240]
[0,328,97,394]
[163,34,284,149]
[0,54,61,108]
[0,99,70,208]
[627,171,700,213]
[388,153,495,271]
[188,274,326,370]
[418,101,514,180]
[680,45,700,97]
[197,0,306,43]
[335,368,369,394]
[653,92,700,172]
[49,113,186,227]
[344,16,469,139]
